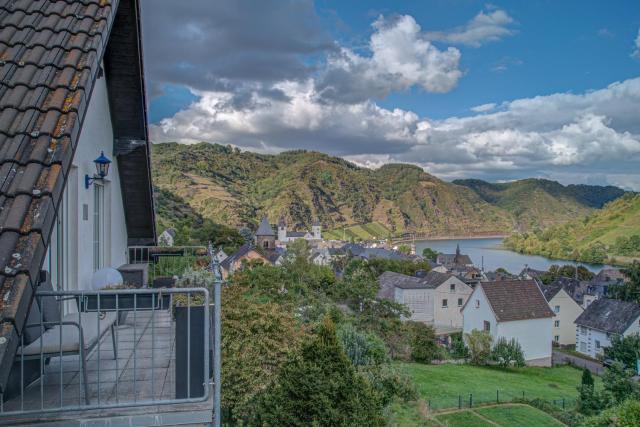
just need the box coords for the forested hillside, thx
[151,142,628,241]
[504,193,640,264]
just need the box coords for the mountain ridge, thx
[151,142,629,239]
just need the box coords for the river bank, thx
[415,238,611,273]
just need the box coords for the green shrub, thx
[464,329,493,365]
[337,323,389,367]
[581,399,640,427]
[491,337,525,367]
[408,322,439,363]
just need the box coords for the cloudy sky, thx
[142,0,640,190]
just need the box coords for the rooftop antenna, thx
[481,255,484,272]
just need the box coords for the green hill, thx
[151,142,628,241]
[453,178,625,231]
[504,193,640,264]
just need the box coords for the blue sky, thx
[317,1,640,119]
[143,1,640,189]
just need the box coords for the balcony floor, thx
[1,309,213,426]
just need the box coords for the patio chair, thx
[16,303,118,405]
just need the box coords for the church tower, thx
[277,214,288,242]
[311,218,321,240]
[256,216,276,249]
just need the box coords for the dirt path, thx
[429,403,568,427]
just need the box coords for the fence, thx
[0,287,210,417]
[425,389,577,413]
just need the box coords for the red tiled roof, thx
[481,280,555,322]
[0,0,119,391]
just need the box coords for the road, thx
[552,350,604,375]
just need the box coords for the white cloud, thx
[632,28,640,59]
[425,9,516,47]
[151,76,640,190]
[315,15,462,103]
[470,103,497,113]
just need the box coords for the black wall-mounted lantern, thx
[85,151,112,189]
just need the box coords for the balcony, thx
[0,247,219,426]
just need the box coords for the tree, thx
[408,322,439,363]
[422,247,439,262]
[576,368,610,416]
[254,318,385,426]
[449,332,469,359]
[491,337,525,368]
[464,330,493,365]
[581,398,640,427]
[397,244,411,255]
[610,262,640,303]
[604,333,640,369]
[221,285,306,424]
[603,361,639,404]
[337,323,389,367]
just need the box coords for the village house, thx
[0,1,221,424]
[436,244,473,268]
[574,298,640,359]
[277,215,321,243]
[219,244,283,279]
[378,271,473,331]
[462,280,555,366]
[158,228,176,246]
[541,280,584,346]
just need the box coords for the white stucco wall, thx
[497,317,553,362]
[549,289,583,346]
[462,286,497,339]
[463,285,552,364]
[396,288,434,322]
[44,71,128,295]
[434,276,473,328]
[577,316,640,358]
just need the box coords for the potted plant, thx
[173,267,215,399]
[78,283,171,314]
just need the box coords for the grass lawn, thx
[475,405,563,427]
[435,411,493,426]
[398,362,599,410]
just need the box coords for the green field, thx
[398,363,596,410]
[323,222,392,241]
[435,410,493,426]
[432,405,563,427]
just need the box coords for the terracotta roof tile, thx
[0,0,118,378]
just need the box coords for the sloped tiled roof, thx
[256,216,275,236]
[575,298,640,334]
[481,280,555,322]
[541,277,582,304]
[377,270,455,300]
[0,0,119,392]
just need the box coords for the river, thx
[415,238,610,274]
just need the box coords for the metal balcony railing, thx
[0,287,210,417]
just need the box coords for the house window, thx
[475,299,480,308]
[483,321,490,332]
[458,298,463,307]
[442,299,448,308]
[450,283,455,292]
[580,342,587,352]
[595,340,601,349]
[554,335,559,342]
[554,320,560,328]
[93,183,104,271]
[554,305,560,313]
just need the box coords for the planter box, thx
[78,293,171,312]
[175,305,213,399]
